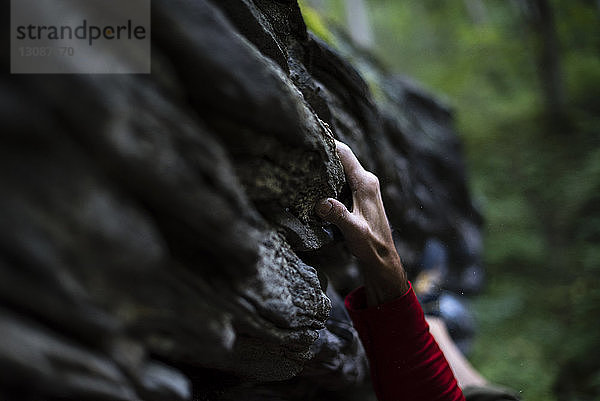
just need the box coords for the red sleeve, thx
[345,283,465,401]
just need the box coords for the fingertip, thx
[315,199,334,218]
[335,140,350,154]
[321,197,354,228]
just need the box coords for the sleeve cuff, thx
[344,282,413,312]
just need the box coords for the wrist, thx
[362,252,409,306]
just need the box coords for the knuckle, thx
[362,172,380,194]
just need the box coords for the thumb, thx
[315,198,356,234]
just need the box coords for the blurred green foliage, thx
[298,0,336,45]
[300,1,600,400]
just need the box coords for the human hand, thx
[315,140,409,306]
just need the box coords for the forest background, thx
[299,1,600,400]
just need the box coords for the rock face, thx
[0,1,482,400]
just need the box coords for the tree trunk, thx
[527,0,567,124]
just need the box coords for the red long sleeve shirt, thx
[345,283,466,401]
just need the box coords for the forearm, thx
[346,284,465,401]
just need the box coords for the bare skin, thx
[315,140,409,307]
[426,316,488,389]
[316,140,488,389]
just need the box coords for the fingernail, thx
[315,200,333,217]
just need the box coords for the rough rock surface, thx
[0,1,482,400]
